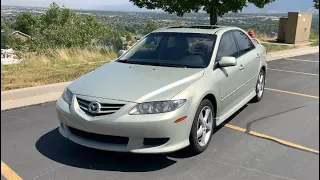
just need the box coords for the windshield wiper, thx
[117,60,175,67]
[117,60,142,64]
[157,63,187,68]
[117,60,203,68]
[156,63,204,68]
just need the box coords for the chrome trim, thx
[76,96,125,116]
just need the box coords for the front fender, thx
[171,73,220,135]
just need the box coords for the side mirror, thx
[117,50,127,58]
[219,56,237,67]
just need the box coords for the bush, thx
[4,3,125,52]
[143,20,160,35]
[1,23,13,49]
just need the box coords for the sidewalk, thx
[266,46,319,61]
[1,82,70,110]
[1,46,319,110]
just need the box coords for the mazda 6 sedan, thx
[56,25,267,154]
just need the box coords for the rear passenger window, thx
[233,31,255,56]
[216,32,238,61]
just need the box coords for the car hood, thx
[68,61,204,103]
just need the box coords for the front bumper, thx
[56,95,193,154]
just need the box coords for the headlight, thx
[62,88,73,105]
[129,99,186,115]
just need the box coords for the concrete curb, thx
[266,46,319,61]
[1,46,319,110]
[1,82,71,110]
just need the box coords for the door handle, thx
[257,54,260,59]
[239,64,245,70]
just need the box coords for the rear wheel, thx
[188,99,215,154]
[252,69,265,102]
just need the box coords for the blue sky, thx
[1,0,129,9]
[1,0,317,13]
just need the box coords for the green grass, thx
[310,32,319,41]
[1,48,116,91]
[310,32,319,46]
[262,43,297,52]
[311,41,319,46]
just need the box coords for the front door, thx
[214,31,245,117]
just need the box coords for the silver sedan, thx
[56,25,267,154]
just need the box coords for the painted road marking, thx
[268,68,319,76]
[225,124,319,154]
[265,88,319,99]
[285,58,319,63]
[1,161,22,180]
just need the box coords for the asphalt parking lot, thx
[1,53,319,180]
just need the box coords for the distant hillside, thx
[93,4,162,12]
[93,1,319,14]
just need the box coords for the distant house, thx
[10,31,30,41]
[1,29,31,41]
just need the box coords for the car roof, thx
[154,25,240,35]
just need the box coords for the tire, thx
[188,99,215,154]
[251,69,266,103]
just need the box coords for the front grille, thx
[77,97,125,116]
[68,126,129,144]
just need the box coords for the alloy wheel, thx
[197,106,213,147]
[257,72,265,98]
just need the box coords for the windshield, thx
[118,32,217,68]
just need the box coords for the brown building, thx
[10,31,30,41]
[277,12,312,44]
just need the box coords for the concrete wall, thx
[284,12,312,44]
[277,17,288,43]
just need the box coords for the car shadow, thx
[35,129,176,172]
[35,104,248,172]
[169,104,248,159]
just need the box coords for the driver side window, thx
[131,36,161,59]
[140,36,161,51]
[216,32,238,62]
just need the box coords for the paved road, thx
[1,53,319,180]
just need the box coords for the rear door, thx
[215,31,245,116]
[232,30,260,96]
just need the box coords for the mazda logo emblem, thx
[88,101,101,114]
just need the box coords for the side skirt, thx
[215,90,256,126]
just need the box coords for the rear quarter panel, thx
[255,43,268,71]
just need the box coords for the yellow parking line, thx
[286,58,319,63]
[268,68,319,76]
[225,124,319,154]
[265,88,319,99]
[1,161,22,180]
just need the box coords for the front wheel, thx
[252,69,265,102]
[188,99,215,154]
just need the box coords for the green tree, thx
[12,12,37,35]
[143,20,160,35]
[126,33,133,42]
[1,23,13,49]
[129,0,276,25]
[8,2,125,51]
[314,0,319,10]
